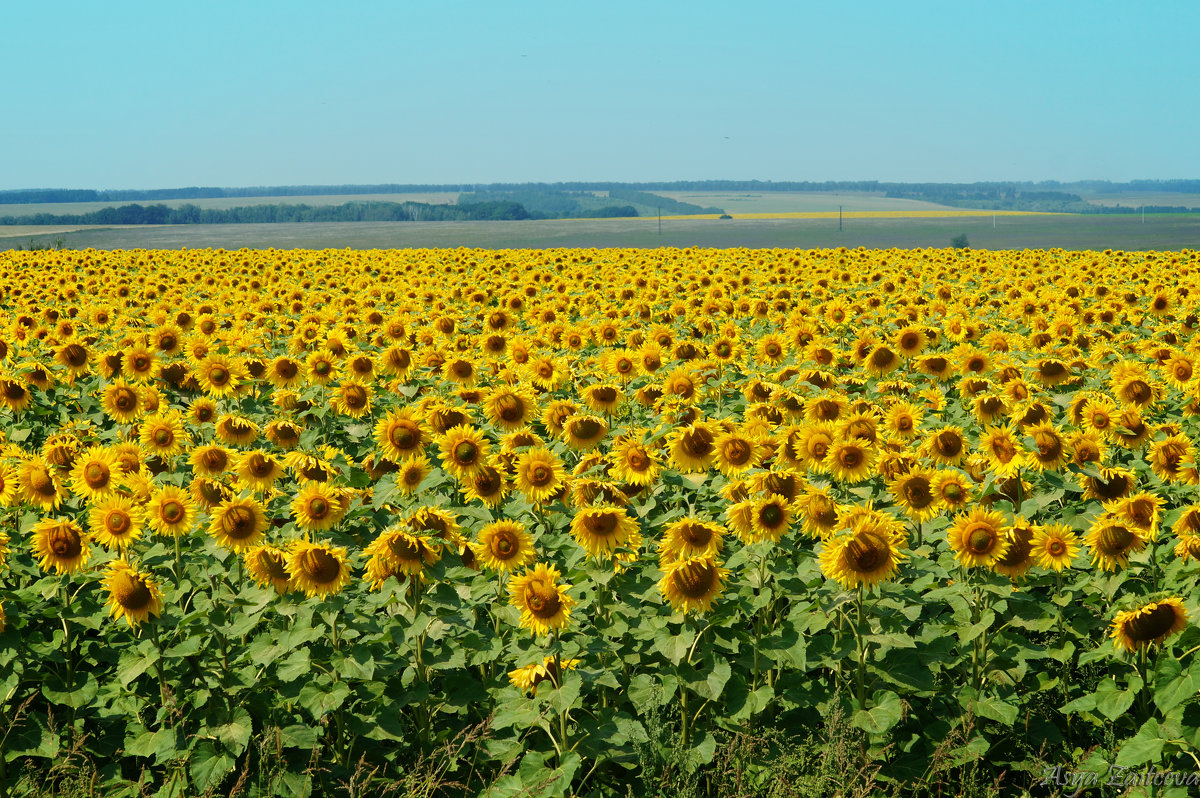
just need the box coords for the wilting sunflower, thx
[1081,466,1136,502]
[245,545,293,593]
[819,509,906,590]
[374,409,427,463]
[582,383,624,414]
[189,444,232,478]
[569,505,638,558]
[32,517,91,574]
[139,412,190,459]
[286,540,351,598]
[1110,597,1189,652]
[563,414,609,450]
[1026,423,1067,471]
[100,380,142,423]
[514,446,566,505]
[208,495,268,552]
[87,493,144,551]
[1030,523,1079,572]
[1174,535,1200,563]
[658,517,725,564]
[474,520,536,572]
[947,507,1009,568]
[234,449,284,493]
[508,656,581,695]
[104,559,164,627]
[1085,513,1146,571]
[146,485,197,537]
[291,482,345,532]
[214,414,260,446]
[264,419,304,450]
[795,485,841,538]
[658,555,730,615]
[437,425,491,481]
[979,424,1025,477]
[1106,492,1164,537]
[827,439,876,484]
[509,562,575,636]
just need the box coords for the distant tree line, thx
[455,190,639,219]
[606,189,723,215]
[0,200,538,226]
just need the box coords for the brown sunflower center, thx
[965,523,998,554]
[49,526,83,558]
[1098,525,1136,555]
[153,428,172,446]
[524,582,562,618]
[902,477,934,509]
[935,431,963,457]
[209,367,229,385]
[673,561,719,598]
[390,423,417,450]
[112,574,153,611]
[759,503,784,528]
[453,441,479,466]
[113,387,137,410]
[299,548,342,584]
[343,385,368,409]
[627,450,649,471]
[583,511,621,537]
[105,510,131,534]
[529,464,553,486]
[722,439,753,466]
[161,501,184,524]
[221,505,258,539]
[388,534,423,561]
[572,418,604,440]
[62,343,88,367]
[845,532,888,572]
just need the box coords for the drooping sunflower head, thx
[245,545,293,594]
[563,414,609,450]
[234,449,284,493]
[508,656,581,696]
[947,507,1009,568]
[1110,597,1189,653]
[659,517,725,565]
[214,414,260,447]
[32,517,91,574]
[819,510,905,590]
[484,385,537,431]
[209,496,268,552]
[1086,514,1146,571]
[993,519,1036,579]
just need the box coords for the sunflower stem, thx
[854,583,867,711]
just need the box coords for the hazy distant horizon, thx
[3,1,1198,191]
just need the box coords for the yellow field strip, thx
[642,210,1065,221]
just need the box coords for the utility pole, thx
[658,206,661,235]
[1142,205,1145,223]
[838,205,843,232]
[993,212,996,229]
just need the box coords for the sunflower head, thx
[287,540,351,598]
[33,517,91,574]
[104,559,164,627]
[1110,597,1189,652]
[475,520,535,572]
[947,508,1009,568]
[658,556,730,615]
[508,562,575,636]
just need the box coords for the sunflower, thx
[561,414,607,450]
[1082,396,1118,439]
[145,485,197,537]
[743,494,791,544]
[483,385,538,431]
[508,656,581,695]
[658,556,730,615]
[17,457,67,510]
[514,446,566,505]
[884,400,923,440]
[103,559,163,627]
[993,519,1036,579]
[264,419,304,450]
[946,507,1009,568]
[0,463,16,507]
[268,356,304,389]
[792,422,837,473]
[1174,535,1200,563]
[1105,492,1163,537]
[924,426,967,466]
[1085,514,1146,571]
[713,429,762,476]
[374,409,427,463]
[887,468,940,522]
[87,493,144,551]
[1026,423,1067,471]
[509,562,575,636]
[208,495,268,552]
[609,435,662,487]
[32,517,91,574]
[287,540,351,598]
[474,520,536,572]
[1110,597,1189,652]
[188,397,218,425]
[63,446,116,501]
[245,545,293,593]
[100,380,142,423]
[121,343,158,382]
[463,462,509,507]
[195,353,243,398]
[1148,434,1196,484]
[827,439,876,484]
[233,450,284,493]
[395,453,433,496]
[755,333,788,365]
[979,424,1025,477]
[795,485,841,538]
[658,517,725,565]
[667,421,718,473]
[570,505,638,558]
[305,350,339,385]
[819,510,906,590]
[1030,523,1079,572]
[139,412,190,459]
[1172,506,1200,539]
[363,526,441,587]
[582,383,623,415]
[1081,466,1136,502]
[291,482,345,532]
[437,424,491,481]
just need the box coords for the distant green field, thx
[1077,192,1200,209]
[654,191,954,213]
[0,192,461,218]
[4,212,1199,252]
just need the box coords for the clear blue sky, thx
[4,1,1197,190]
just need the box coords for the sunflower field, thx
[1,246,1200,797]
